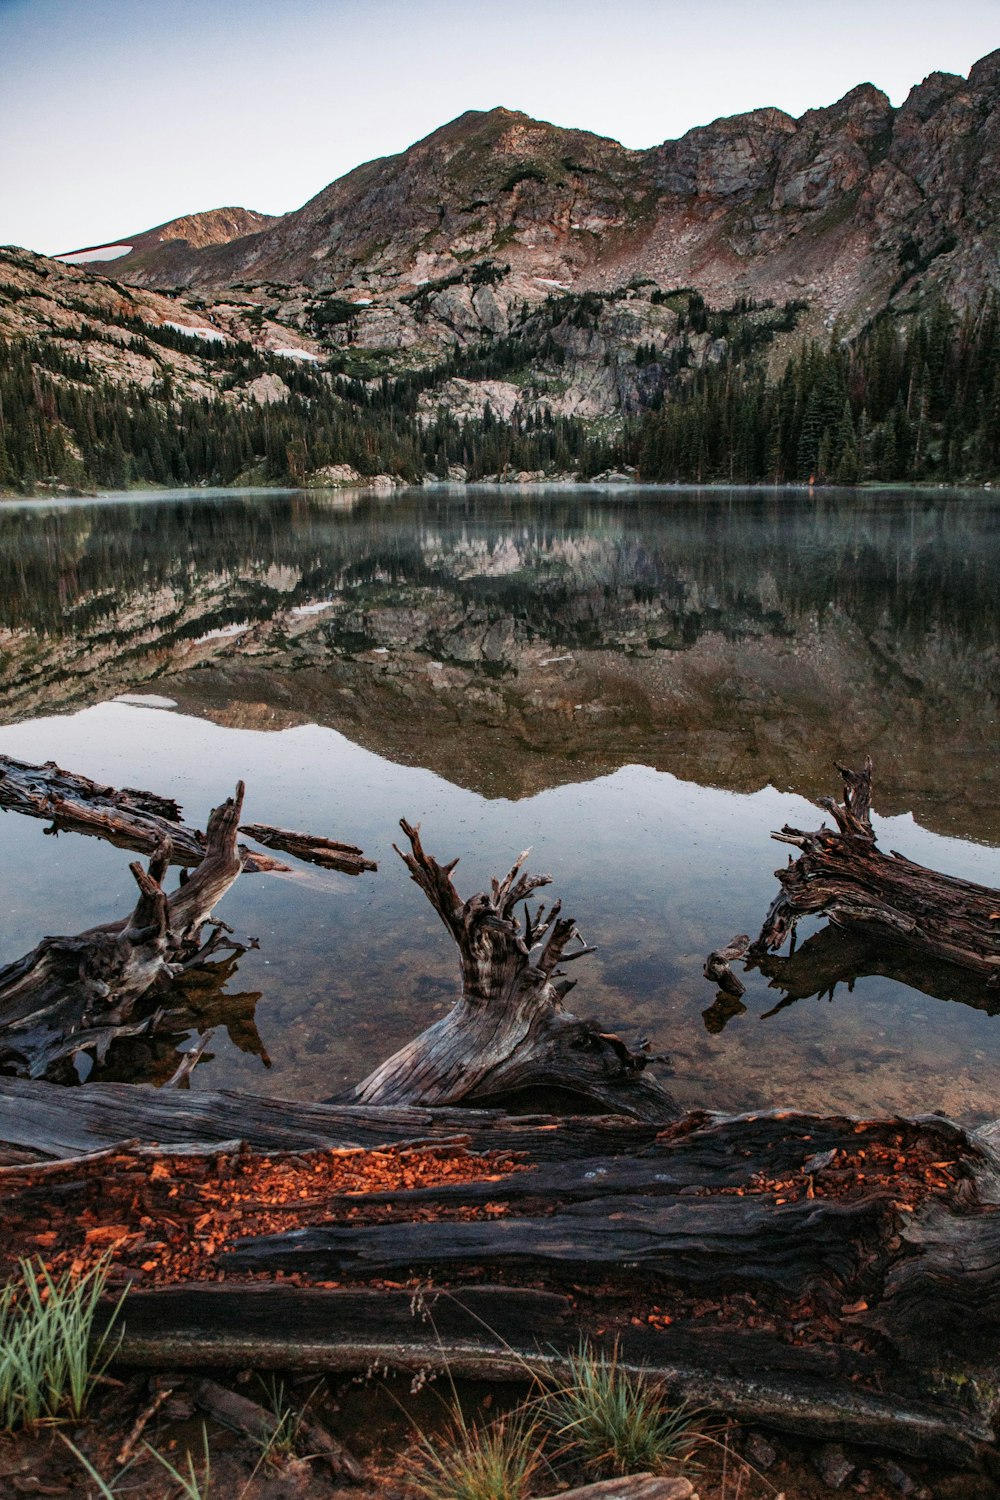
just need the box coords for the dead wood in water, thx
[239,822,375,875]
[350,820,678,1121]
[0,786,249,1078]
[756,921,1000,1019]
[738,759,1000,991]
[0,753,375,875]
[703,934,749,997]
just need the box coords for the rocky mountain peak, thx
[968,47,1000,90]
[57,206,278,265]
[899,71,965,121]
[39,48,1000,355]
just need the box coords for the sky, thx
[2,0,999,256]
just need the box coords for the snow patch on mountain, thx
[164,320,226,342]
[56,245,133,264]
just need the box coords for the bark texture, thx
[0,787,247,1078]
[0,753,375,875]
[0,1092,993,1468]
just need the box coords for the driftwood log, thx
[749,758,1000,988]
[0,754,375,876]
[0,786,251,1079]
[0,758,375,1080]
[349,820,677,1121]
[0,1079,999,1468]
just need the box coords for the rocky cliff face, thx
[66,50,1000,342]
[14,50,1000,441]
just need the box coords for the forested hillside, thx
[638,300,1000,483]
[2,295,998,491]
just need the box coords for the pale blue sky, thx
[2,0,998,255]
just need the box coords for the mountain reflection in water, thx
[1,486,998,1118]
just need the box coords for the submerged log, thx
[736,759,1000,990]
[0,753,375,876]
[350,820,677,1121]
[0,786,249,1078]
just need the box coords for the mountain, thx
[63,50,1000,345]
[4,51,1000,495]
[55,207,278,267]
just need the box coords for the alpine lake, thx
[2,484,999,1121]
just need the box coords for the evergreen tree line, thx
[637,301,1000,483]
[0,335,620,492]
[2,297,999,493]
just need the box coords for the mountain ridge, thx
[3,50,1000,496]
[55,206,279,267]
[55,49,1000,342]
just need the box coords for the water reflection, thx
[1,487,999,1118]
[2,486,997,838]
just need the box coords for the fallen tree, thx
[748,758,1000,989]
[3,759,1000,1470]
[0,1081,997,1468]
[0,753,376,876]
[0,757,375,1080]
[0,785,251,1079]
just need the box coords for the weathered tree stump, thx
[0,786,249,1078]
[349,820,677,1120]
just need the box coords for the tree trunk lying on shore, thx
[0,753,376,876]
[749,758,1000,988]
[348,820,678,1121]
[4,754,1000,1468]
[0,1077,998,1470]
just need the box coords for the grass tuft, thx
[409,1408,543,1500]
[255,1374,317,1465]
[0,1255,126,1431]
[544,1340,703,1478]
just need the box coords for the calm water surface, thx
[1,485,998,1119]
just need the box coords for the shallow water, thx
[2,485,999,1119]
